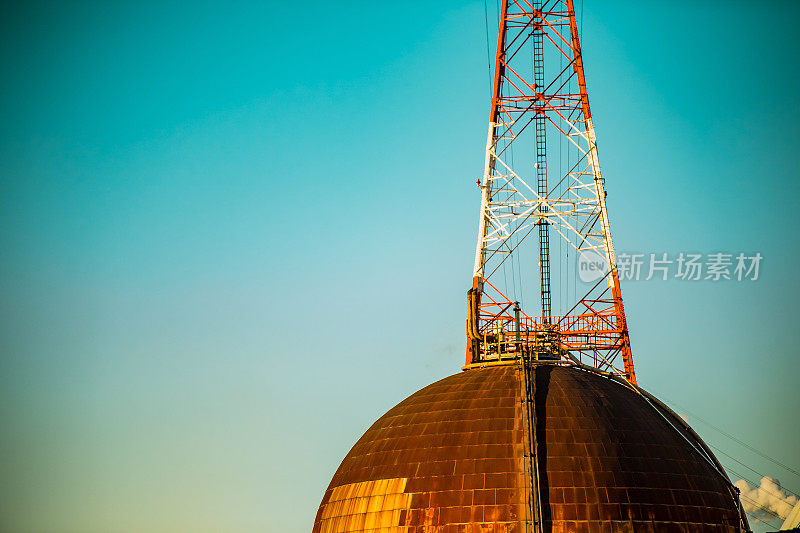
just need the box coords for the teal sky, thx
[1,1,798,532]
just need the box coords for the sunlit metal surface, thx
[313,364,745,532]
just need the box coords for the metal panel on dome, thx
[313,364,746,532]
[314,365,528,532]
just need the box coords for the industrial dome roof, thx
[313,363,745,532]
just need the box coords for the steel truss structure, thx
[466,0,636,383]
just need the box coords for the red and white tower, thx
[466,0,635,384]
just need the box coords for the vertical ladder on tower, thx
[533,6,551,323]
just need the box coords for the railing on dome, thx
[466,277,630,377]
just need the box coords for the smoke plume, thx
[734,476,799,520]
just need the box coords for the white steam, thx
[734,476,799,520]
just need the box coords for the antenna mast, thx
[466,0,636,383]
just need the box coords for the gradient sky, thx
[1,1,798,532]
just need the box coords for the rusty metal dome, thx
[313,363,746,532]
